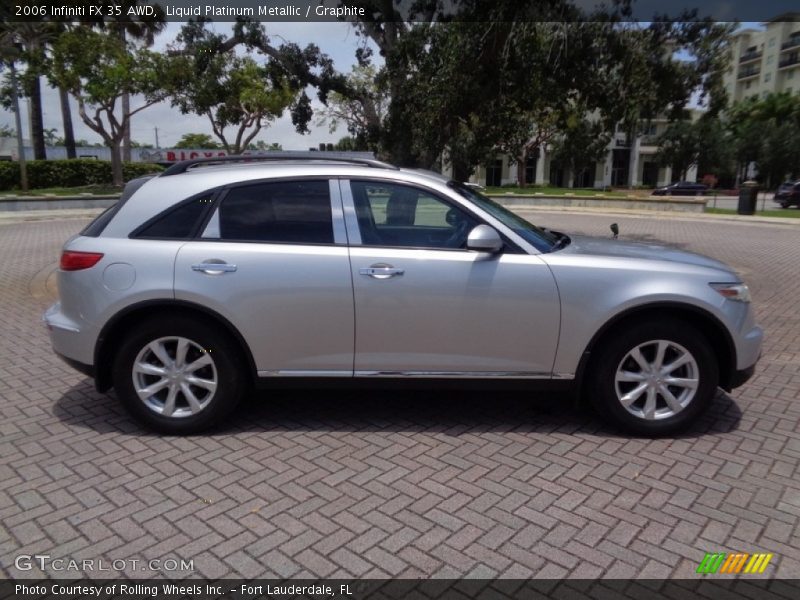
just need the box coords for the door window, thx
[350,181,476,249]
[204,180,333,244]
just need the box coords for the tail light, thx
[60,251,104,271]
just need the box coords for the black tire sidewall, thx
[589,320,719,436]
[112,316,244,434]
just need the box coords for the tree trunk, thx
[9,63,28,191]
[27,77,46,159]
[119,29,132,162]
[59,87,77,159]
[110,141,124,186]
[122,92,132,162]
[516,150,526,187]
[452,160,471,183]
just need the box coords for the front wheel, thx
[112,316,245,434]
[588,319,718,435]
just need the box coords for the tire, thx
[588,319,718,436]
[112,315,245,434]
[780,202,790,209]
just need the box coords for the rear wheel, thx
[112,316,245,434]
[780,202,790,209]
[588,319,718,435]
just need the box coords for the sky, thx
[0,21,378,150]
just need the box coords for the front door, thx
[174,179,354,376]
[343,179,560,377]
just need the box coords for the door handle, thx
[192,262,237,275]
[359,264,404,279]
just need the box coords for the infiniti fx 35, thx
[45,155,762,435]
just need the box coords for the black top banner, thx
[4,0,800,23]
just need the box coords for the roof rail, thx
[159,153,399,176]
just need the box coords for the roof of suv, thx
[100,158,456,238]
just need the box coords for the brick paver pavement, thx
[0,211,798,579]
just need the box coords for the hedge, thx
[0,159,164,191]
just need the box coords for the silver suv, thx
[45,155,762,435]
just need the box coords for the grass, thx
[705,207,800,219]
[484,186,636,198]
[0,184,123,197]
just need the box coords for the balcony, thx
[779,55,800,69]
[640,135,660,146]
[781,36,800,51]
[737,67,761,80]
[739,51,762,63]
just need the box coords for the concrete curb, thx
[0,195,118,211]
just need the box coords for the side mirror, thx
[466,225,503,253]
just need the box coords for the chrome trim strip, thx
[353,370,554,379]
[329,179,348,245]
[258,370,353,378]
[338,179,362,245]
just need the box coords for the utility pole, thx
[154,127,159,148]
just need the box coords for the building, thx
[467,112,701,189]
[723,13,800,103]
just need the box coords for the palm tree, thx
[0,21,55,160]
[0,29,28,190]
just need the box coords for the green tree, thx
[316,64,387,152]
[727,92,800,187]
[248,141,283,151]
[346,2,733,180]
[50,27,168,185]
[166,24,298,154]
[174,133,221,149]
[549,117,612,187]
[655,117,699,181]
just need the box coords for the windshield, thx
[449,182,559,252]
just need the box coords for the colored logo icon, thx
[697,552,773,574]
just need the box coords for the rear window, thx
[134,196,213,239]
[81,204,119,237]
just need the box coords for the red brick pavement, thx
[0,212,798,579]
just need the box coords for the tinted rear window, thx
[134,196,212,239]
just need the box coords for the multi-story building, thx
[468,112,701,189]
[723,13,800,103]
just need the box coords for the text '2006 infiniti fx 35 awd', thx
[45,155,762,435]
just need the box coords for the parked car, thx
[774,181,800,208]
[651,182,708,196]
[45,155,762,435]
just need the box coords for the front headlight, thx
[710,282,751,303]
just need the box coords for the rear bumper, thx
[55,351,95,379]
[729,362,756,389]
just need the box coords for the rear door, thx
[174,179,355,377]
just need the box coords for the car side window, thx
[205,180,333,244]
[134,195,213,239]
[350,181,476,249]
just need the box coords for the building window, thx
[767,55,773,64]
[765,73,772,82]
[745,80,752,89]
[769,38,776,48]
[788,70,795,80]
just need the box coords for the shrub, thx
[0,159,164,191]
